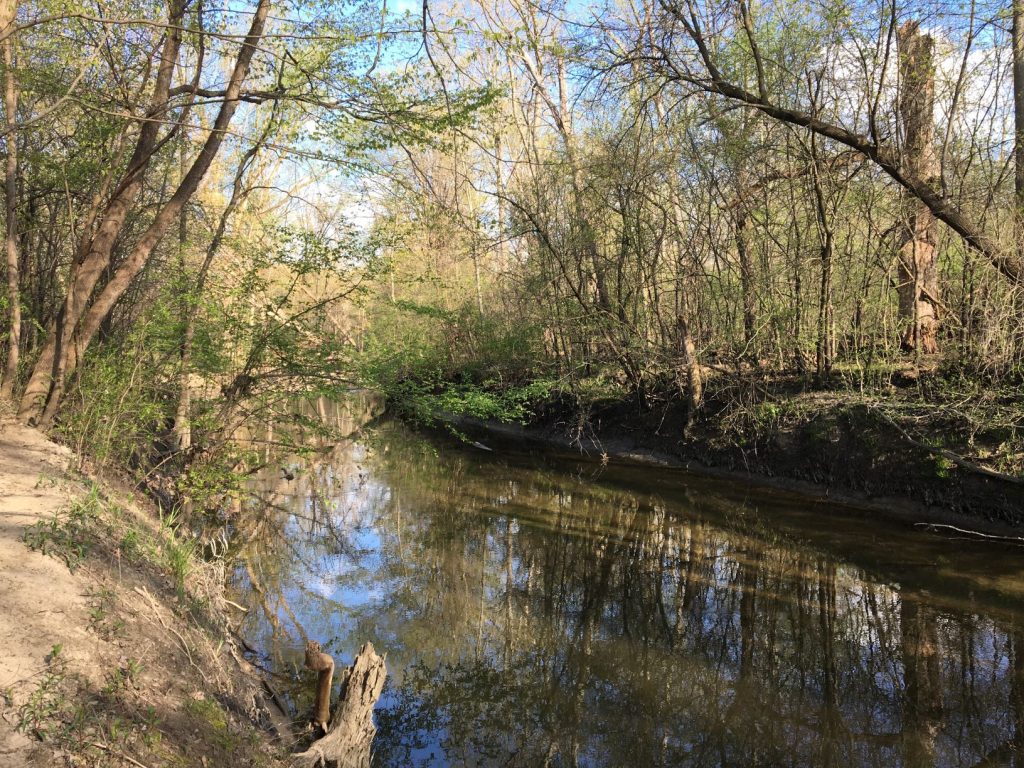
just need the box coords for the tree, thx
[1015,0,1024,226]
[0,0,17,397]
[648,0,1022,284]
[18,0,272,424]
[896,20,939,354]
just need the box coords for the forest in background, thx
[0,0,1023,509]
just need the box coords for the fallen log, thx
[292,641,387,768]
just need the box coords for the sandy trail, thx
[0,418,90,766]
[0,416,289,768]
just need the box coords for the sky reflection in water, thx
[234,413,1024,768]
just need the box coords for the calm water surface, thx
[232,406,1024,768]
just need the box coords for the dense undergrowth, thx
[26,277,1020,535]
[351,296,1024,527]
[358,301,1023,479]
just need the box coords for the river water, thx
[231,404,1024,767]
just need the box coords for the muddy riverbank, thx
[433,387,1024,534]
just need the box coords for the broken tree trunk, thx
[293,642,387,768]
[896,20,940,355]
[304,641,335,732]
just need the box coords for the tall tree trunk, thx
[810,137,835,375]
[677,312,702,427]
[897,21,940,355]
[816,226,834,375]
[471,228,484,314]
[1014,0,1024,227]
[31,0,271,425]
[17,0,188,420]
[0,0,18,399]
[518,42,613,331]
[173,130,191,451]
[735,207,757,355]
[173,117,272,452]
[1012,0,1024,358]
[494,132,507,267]
[650,93,703,425]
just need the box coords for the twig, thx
[89,742,153,768]
[132,586,203,677]
[262,677,292,720]
[915,522,1024,545]
[867,404,1024,486]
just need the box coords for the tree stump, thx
[292,642,387,768]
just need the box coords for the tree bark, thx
[1014,0,1024,226]
[896,21,940,355]
[734,206,757,355]
[0,0,17,398]
[809,136,835,374]
[677,312,702,427]
[1012,0,1024,361]
[647,85,703,422]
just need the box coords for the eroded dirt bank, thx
[436,389,1024,534]
[0,416,285,768]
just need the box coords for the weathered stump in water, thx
[293,642,387,768]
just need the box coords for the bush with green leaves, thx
[54,311,175,474]
[358,298,552,425]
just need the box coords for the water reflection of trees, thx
[238,427,1024,768]
[231,395,385,689]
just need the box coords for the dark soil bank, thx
[436,392,1024,533]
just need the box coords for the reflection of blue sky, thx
[235,423,1024,767]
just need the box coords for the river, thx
[231,402,1024,767]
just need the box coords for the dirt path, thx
[0,416,286,767]
[0,418,90,766]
